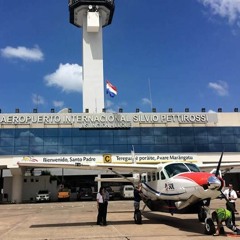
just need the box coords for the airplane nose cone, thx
[208,176,222,190]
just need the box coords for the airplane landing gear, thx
[198,199,211,222]
[198,206,208,222]
[204,218,216,235]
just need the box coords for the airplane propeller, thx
[215,151,224,178]
[214,151,235,212]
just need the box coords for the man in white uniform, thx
[223,183,238,226]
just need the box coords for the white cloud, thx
[32,94,45,105]
[200,0,240,24]
[208,109,216,113]
[1,45,44,61]
[44,63,82,93]
[208,80,229,96]
[105,100,117,112]
[106,108,115,113]
[104,100,128,113]
[141,98,152,106]
[53,101,64,108]
[105,100,114,108]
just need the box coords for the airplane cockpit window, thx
[185,163,200,172]
[164,163,191,177]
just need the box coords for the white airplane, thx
[18,152,240,235]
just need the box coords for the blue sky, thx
[1,0,240,113]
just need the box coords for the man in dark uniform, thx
[133,183,142,224]
[103,187,109,226]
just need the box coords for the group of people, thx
[212,183,240,236]
[96,183,142,226]
[96,182,240,236]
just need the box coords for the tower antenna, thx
[148,78,153,111]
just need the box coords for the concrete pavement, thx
[0,199,238,239]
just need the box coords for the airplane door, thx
[159,170,168,196]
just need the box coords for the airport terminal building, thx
[1,0,240,204]
[1,110,240,202]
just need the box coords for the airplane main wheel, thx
[204,218,216,235]
[198,207,207,222]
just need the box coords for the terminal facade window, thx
[0,126,240,155]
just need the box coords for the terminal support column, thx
[97,173,101,191]
[10,168,23,203]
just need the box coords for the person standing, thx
[96,187,105,226]
[223,183,238,226]
[103,187,109,226]
[133,183,142,224]
[134,183,142,210]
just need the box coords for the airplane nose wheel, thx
[204,218,216,235]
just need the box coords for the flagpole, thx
[103,80,106,111]
[95,98,97,113]
[104,81,106,112]
[131,145,136,164]
[148,78,153,111]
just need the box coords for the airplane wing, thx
[17,161,159,174]
[94,177,136,182]
[18,156,240,175]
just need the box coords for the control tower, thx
[69,0,115,113]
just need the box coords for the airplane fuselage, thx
[139,162,223,213]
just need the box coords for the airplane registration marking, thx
[165,183,174,190]
[143,183,185,196]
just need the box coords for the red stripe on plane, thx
[177,172,213,186]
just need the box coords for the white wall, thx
[3,175,58,202]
